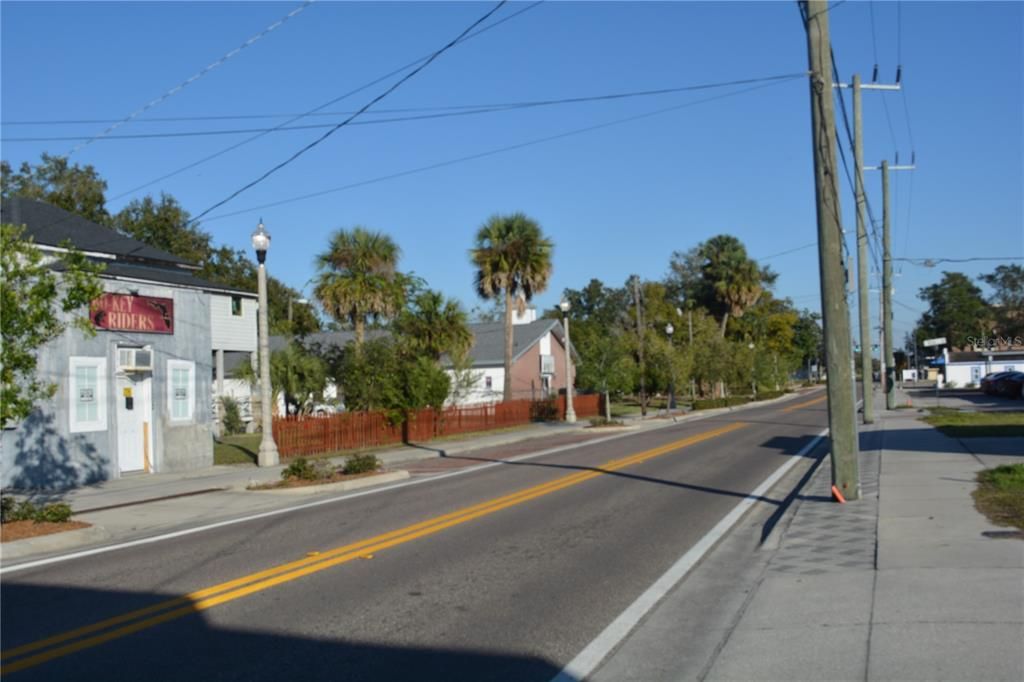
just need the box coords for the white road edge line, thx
[550,426,830,682]
[0,388,819,575]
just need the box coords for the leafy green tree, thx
[979,264,1024,339]
[394,290,472,362]
[917,272,993,348]
[110,194,211,265]
[470,212,554,401]
[792,309,824,379]
[1,224,105,424]
[314,227,406,346]
[1,154,110,225]
[332,338,449,418]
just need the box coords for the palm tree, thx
[470,213,554,401]
[699,234,775,337]
[313,227,405,346]
[396,290,473,362]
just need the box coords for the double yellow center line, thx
[2,421,747,674]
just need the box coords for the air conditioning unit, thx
[118,348,153,372]
[540,354,555,375]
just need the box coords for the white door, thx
[116,373,152,473]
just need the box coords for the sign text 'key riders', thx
[91,293,174,334]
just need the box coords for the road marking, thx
[782,394,828,412]
[550,427,831,682]
[0,387,821,577]
[1,422,747,674]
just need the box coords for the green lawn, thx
[973,464,1024,531]
[921,409,1024,438]
[213,433,260,465]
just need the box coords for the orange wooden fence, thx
[273,394,602,458]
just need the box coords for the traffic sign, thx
[923,337,947,347]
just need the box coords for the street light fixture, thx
[748,341,757,398]
[251,219,279,467]
[559,298,576,424]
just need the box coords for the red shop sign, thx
[91,293,174,334]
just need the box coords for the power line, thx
[202,74,807,222]
[191,0,510,223]
[108,1,542,203]
[756,241,818,261]
[67,1,315,156]
[2,74,810,143]
[893,256,1024,266]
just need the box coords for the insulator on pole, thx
[895,65,902,83]
[872,64,879,82]
[895,152,900,165]
[911,151,916,165]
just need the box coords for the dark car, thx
[981,371,1013,395]
[993,372,1024,399]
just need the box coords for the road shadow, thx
[0,582,570,682]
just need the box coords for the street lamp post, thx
[252,220,279,467]
[678,303,696,401]
[665,323,676,412]
[748,341,757,398]
[559,299,576,423]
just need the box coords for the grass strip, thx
[972,464,1024,531]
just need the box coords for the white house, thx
[945,349,1024,387]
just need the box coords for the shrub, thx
[755,390,786,401]
[221,396,244,435]
[36,502,73,523]
[343,454,380,475]
[0,497,74,524]
[0,495,14,523]
[530,400,559,422]
[282,457,319,481]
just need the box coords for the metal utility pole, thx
[633,275,647,417]
[882,160,895,409]
[853,74,874,424]
[803,0,859,500]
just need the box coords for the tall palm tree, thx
[470,213,554,401]
[699,234,775,337]
[313,227,405,346]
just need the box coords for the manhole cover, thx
[981,530,1024,540]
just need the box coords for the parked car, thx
[993,372,1024,399]
[980,372,1013,395]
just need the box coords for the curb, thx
[0,524,111,562]
[241,470,410,495]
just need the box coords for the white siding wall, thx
[539,332,551,356]
[948,360,1022,387]
[446,367,504,406]
[210,294,257,352]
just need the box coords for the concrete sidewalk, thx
[595,391,1024,681]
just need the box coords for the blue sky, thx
[3,1,1022,348]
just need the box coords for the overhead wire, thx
[190,0,511,223]
[202,74,807,222]
[2,74,810,143]
[108,0,542,203]
[67,0,315,156]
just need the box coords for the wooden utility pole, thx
[853,74,874,424]
[882,159,895,409]
[803,0,859,500]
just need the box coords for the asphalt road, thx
[1,391,830,681]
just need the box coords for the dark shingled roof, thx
[4,197,255,295]
[269,318,567,367]
[2,197,194,267]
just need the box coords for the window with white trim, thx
[167,359,195,422]
[69,357,108,433]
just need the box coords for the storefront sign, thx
[91,294,174,334]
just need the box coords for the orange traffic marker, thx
[831,484,847,504]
